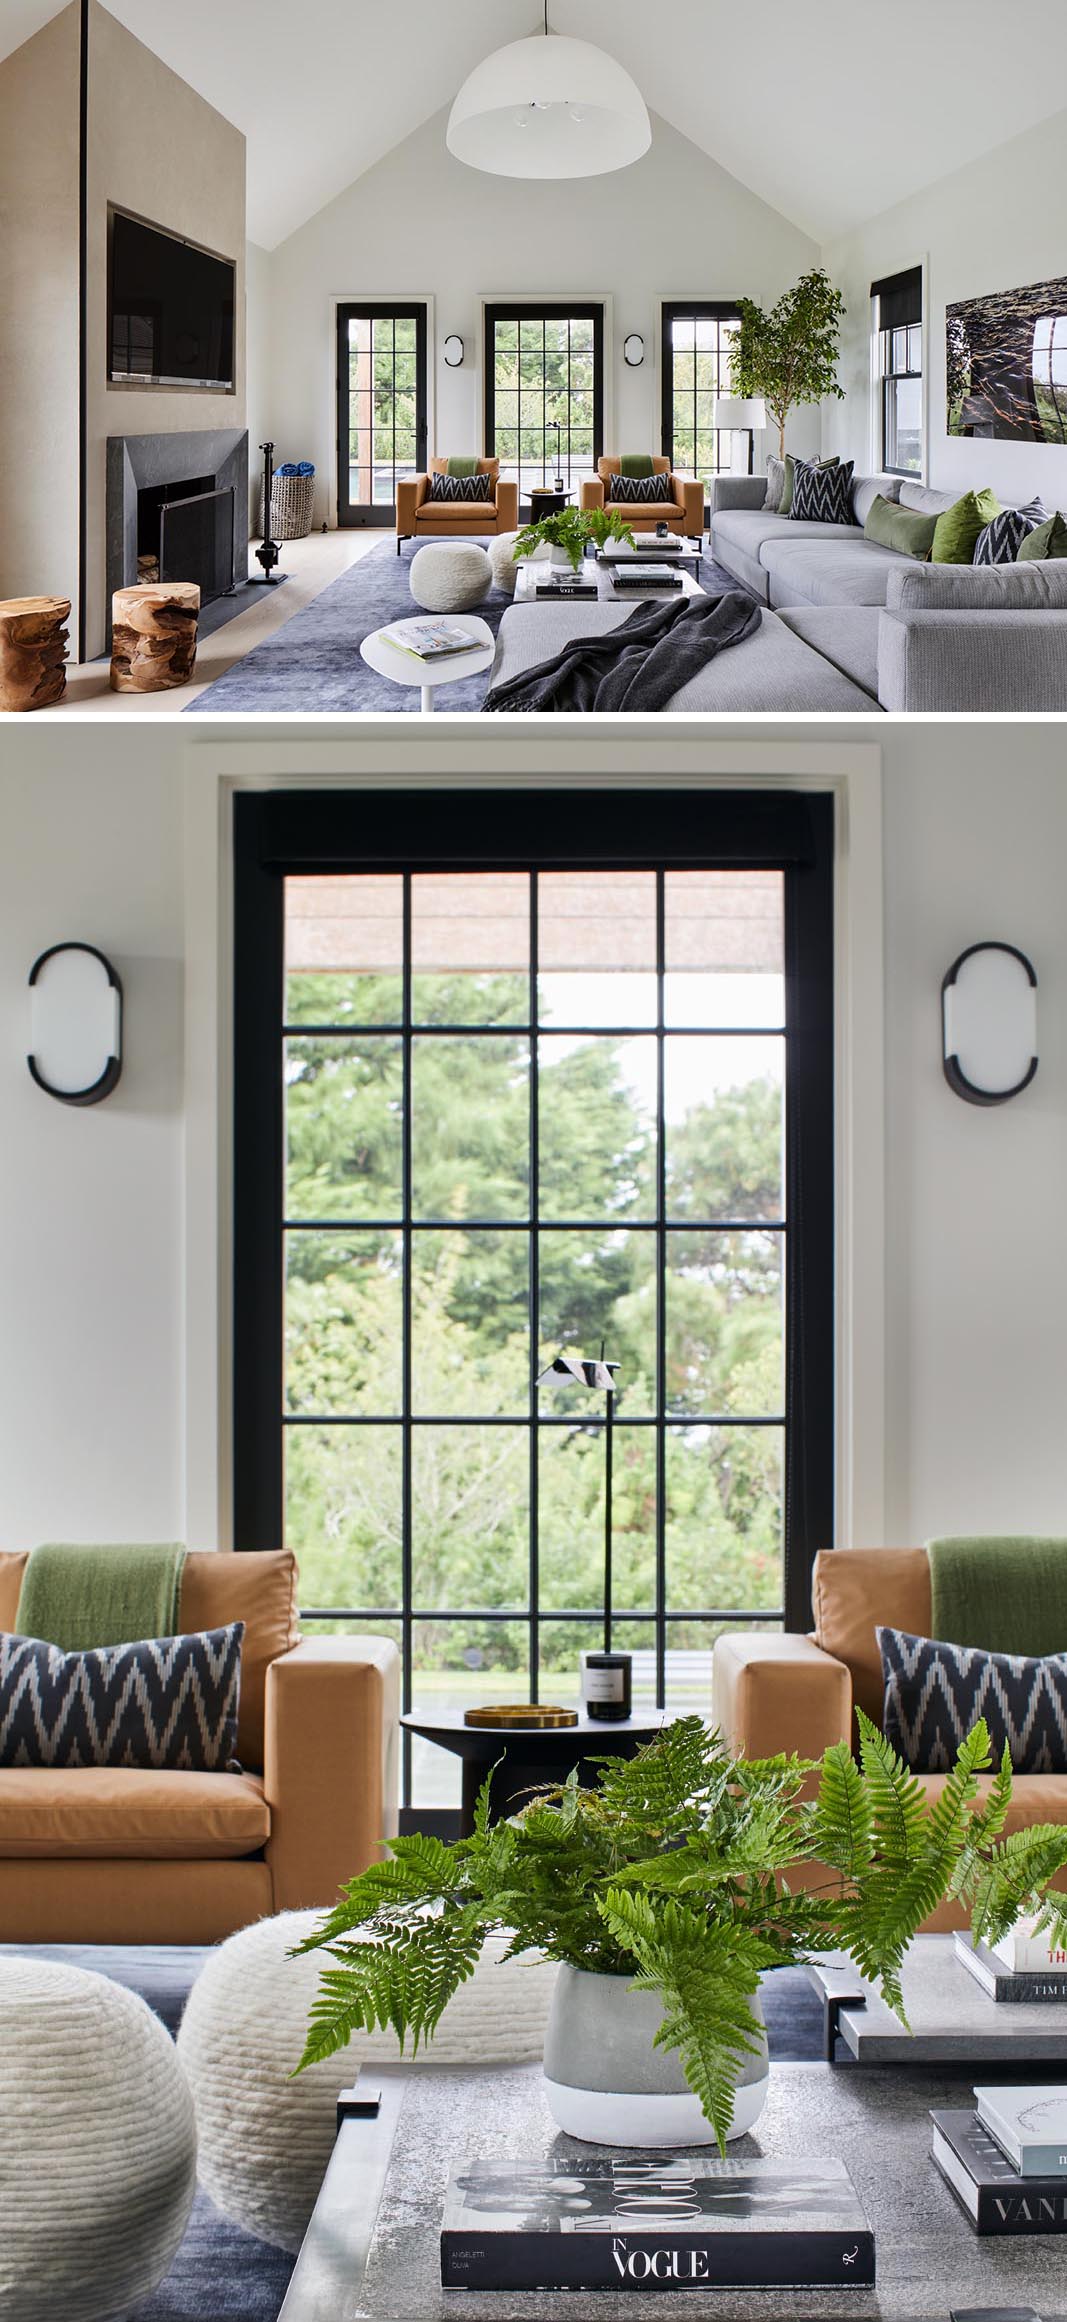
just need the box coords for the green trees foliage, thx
[284,972,784,1677]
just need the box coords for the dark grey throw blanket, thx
[482,591,761,713]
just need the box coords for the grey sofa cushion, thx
[489,601,876,712]
[878,608,1067,712]
[776,606,881,700]
[851,475,903,526]
[898,481,959,516]
[886,561,1067,612]
[761,537,906,607]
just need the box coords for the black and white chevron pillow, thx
[609,472,673,503]
[790,457,855,526]
[878,1625,1067,1774]
[428,472,494,502]
[0,1625,244,1773]
[973,498,1046,564]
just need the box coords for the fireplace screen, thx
[158,485,235,604]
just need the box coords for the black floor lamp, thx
[538,1347,633,1721]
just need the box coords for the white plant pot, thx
[542,1965,769,2148]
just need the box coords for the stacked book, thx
[440,2153,875,2290]
[379,619,483,663]
[533,572,598,599]
[610,562,684,592]
[931,2087,1067,2234]
[955,1917,1067,2002]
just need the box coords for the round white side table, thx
[360,617,495,712]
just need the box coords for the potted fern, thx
[512,506,636,572]
[295,1714,1067,2152]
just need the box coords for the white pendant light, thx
[447,11,651,181]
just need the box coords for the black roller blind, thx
[871,266,923,331]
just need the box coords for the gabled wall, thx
[84,0,247,658]
[263,106,821,530]
[822,105,1067,507]
[0,5,80,625]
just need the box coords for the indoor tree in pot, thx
[733,266,847,458]
[294,1714,1067,2152]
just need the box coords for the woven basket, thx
[260,472,315,539]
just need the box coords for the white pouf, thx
[177,1910,559,2253]
[0,1958,196,2322]
[409,540,492,612]
[488,532,522,596]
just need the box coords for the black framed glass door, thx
[484,304,604,508]
[233,790,834,1818]
[661,302,743,515]
[336,303,428,527]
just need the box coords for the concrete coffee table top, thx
[514,561,703,605]
[278,2056,1067,2320]
[808,1932,1067,2063]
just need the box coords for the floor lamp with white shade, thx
[713,397,767,477]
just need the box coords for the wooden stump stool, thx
[110,582,200,693]
[0,596,71,712]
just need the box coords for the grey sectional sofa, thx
[483,478,1067,712]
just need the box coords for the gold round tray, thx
[463,1704,579,1730]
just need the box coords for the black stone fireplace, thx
[106,428,248,638]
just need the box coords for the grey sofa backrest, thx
[886,561,1067,612]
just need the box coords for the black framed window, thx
[234,792,834,1816]
[872,268,923,476]
[484,304,604,506]
[661,303,743,512]
[336,303,429,527]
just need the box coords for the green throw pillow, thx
[930,487,1001,564]
[1017,510,1067,561]
[780,451,838,518]
[864,494,937,559]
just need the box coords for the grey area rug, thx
[185,539,751,715]
[2,1944,823,2321]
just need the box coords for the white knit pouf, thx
[488,532,522,596]
[0,1959,196,2322]
[409,541,491,612]
[177,1911,559,2253]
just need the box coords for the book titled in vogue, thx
[440,2153,875,2291]
[974,2085,1067,2176]
[954,1931,1067,2004]
[931,2108,1067,2233]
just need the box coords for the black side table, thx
[400,1708,668,1836]
[522,487,572,522]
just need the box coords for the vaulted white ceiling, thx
[6,0,1067,250]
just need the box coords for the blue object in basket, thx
[275,462,315,477]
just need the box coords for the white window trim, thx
[181,736,885,1576]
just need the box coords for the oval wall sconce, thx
[27,943,123,1106]
[941,941,1037,1106]
[443,335,464,367]
[622,332,644,366]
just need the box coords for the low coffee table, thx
[401,1707,669,1836]
[278,2057,1067,2319]
[513,561,704,606]
[808,1932,1067,2065]
[597,534,704,580]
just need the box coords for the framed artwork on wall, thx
[946,272,1067,444]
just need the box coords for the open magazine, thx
[380,619,483,662]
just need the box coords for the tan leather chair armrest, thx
[496,478,519,530]
[673,474,705,536]
[580,478,605,512]
[264,1635,400,1911]
[396,475,428,531]
[712,1632,852,1761]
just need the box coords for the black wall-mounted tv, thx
[108,209,235,390]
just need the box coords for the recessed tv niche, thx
[108,208,235,390]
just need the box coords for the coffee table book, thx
[974,2087,1067,2176]
[931,2109,1067,2234]
[439,2152,875,2291]
[955,1933,1067,2005]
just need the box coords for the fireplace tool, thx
[251,441,286,584]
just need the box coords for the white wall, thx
[263,107,822,528]
[245,238,272,534]
[0,5,80,618]
[822,105,1067,507]
[1,723,1066,1562]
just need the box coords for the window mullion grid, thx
[655,869,667,1712]
[528,872,540,1703]
[401,870,413,1810]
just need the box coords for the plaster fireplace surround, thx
[106,429,249,640]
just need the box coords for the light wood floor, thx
[41,531,385,718]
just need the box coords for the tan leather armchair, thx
[0,1550,400,1943]
[396,457,519,551]
[713,1549,1067,1929]
[580,456,704,541]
